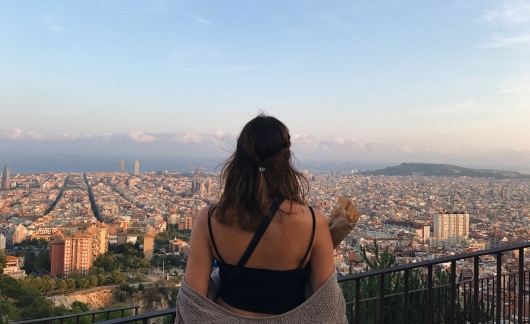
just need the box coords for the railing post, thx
[450,260,456,324]
[497,251,502,324]
[379,273,385,324]
[474,256,479,324]
[403,269,409,323]
[518,247,524,324]
[92,313,96,323]
[355,278,360,324]
[427,264,428,324]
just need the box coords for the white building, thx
[433,212,469,246]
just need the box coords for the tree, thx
[89,275,99,287]
[34,250,51,273]
[66,278,76,290]
[97,274,106,286]
[0,299,20,323]
[343,240,494,324]
[110,270,126,285]
[0,252,5,274]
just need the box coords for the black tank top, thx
[208,200,316,314]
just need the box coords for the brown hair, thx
[212,114,309,231]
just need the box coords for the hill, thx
[368,163,530,179]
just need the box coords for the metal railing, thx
[13,305,140,324]
[337,241,530,324]
[23,242,530,324]
[97,308,176,324]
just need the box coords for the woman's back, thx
[182,114,335,318]
[209,201,316,270]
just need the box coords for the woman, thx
[179,114,345,322]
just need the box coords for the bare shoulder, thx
[311,207,328,228]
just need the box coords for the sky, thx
[1,1,530,172]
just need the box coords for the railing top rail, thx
[338,241,530,282]
[97,307,176,324]
[12,305,141,324]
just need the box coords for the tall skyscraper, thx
[1,165,10,190]
[433,212,469,246]
[120,160,125,173]
[134,160,140,175]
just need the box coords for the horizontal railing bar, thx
[13,305,140,324]
[97,308,176,324]
[339,241,530,282]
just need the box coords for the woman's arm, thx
[309,208,335,293]
[183,206,214,297]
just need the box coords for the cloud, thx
[482,2,530,26]
[28,131,44,140]
[62,132,79,140]
[190,14,212,26]
[43,14,65,35]
[8,129,22,139]
[481,34,530,48]
[213,130,225,138]
[129,131,156,143]
[291,134,316,146]
[174,133,204,144]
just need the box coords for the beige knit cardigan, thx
[175,268,348,324]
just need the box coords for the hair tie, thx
[258,167,266,172]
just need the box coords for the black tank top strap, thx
[235,197,284,268]
[218,197,284,296]
[207,206,225,263]
[298,206,316,268]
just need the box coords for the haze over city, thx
[1,1,530,173]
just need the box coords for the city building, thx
[117,231,128,245]
[134,160,140,175]
[4,255,25,279]
[0,234,5,252]
[143,227,155,260]
[184,216,194,230]
[49,233,65,276]
[49,223,109,276]
[1,165,10,190]
[120,160,125,173]
[433,212,469,246]
[169,237,188,254]
[13,224,28,244]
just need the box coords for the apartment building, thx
[433,212,469,246]
[49,223,108,276]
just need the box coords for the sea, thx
[0,152,386,175]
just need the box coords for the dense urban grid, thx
[1,163,529,281]
[1,162,530,322]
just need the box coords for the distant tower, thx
[205,177,211,197]
[120,160,125,173]
[331,170,336,178]
[134,160,140,175]
[1,165,10,190]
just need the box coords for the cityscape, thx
[1,159,530,321]
[2,1,530,322]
